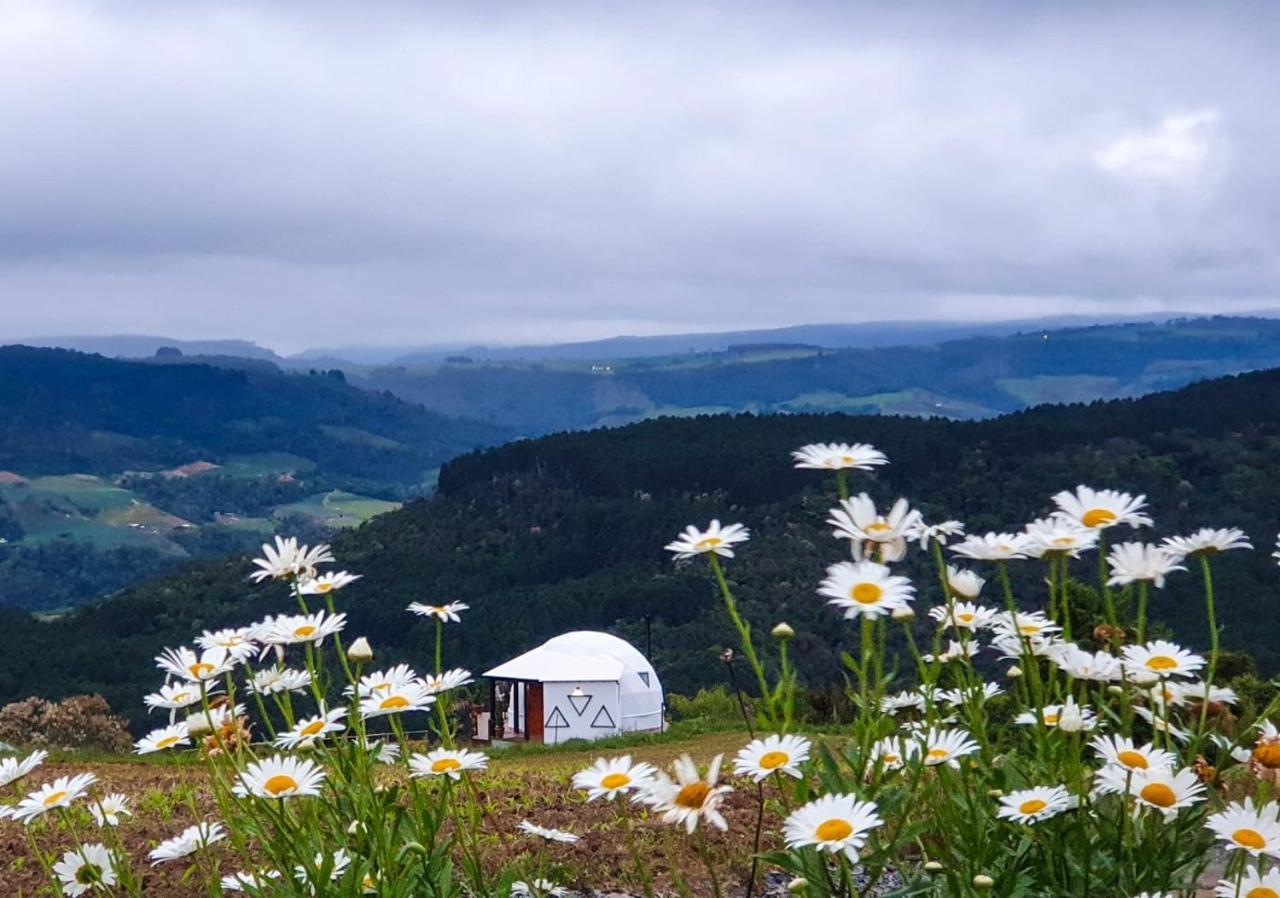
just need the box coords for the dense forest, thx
[2,366,1279,730]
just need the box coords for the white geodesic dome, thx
[484,630,664,742]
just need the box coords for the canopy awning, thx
[483,645,625,682]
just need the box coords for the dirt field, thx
[2,732,786,897]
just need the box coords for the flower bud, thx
[185,711,213,737]
[891,607,915,621]
[772,622,796,640]
[1006,665,1023,679]
[924,861,943,873]
[347,637,373,663]
[987,788,1003,798]
[973,874,994,890]
[1106,684,1123,695]
[786,877,808,893]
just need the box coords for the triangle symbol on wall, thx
[637,672,650,687]
[568,693,593,716]
[545,707,569,728]
[590,705,617,729]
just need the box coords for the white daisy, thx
[1162,528,1252,558]
[274,707,348,750]
[880,690,926,714]
[294,849,351,884]
[1096,766,1204,815]
[991,611,1061,640]
[1106,542,1186,588]
[916,727,979,767]
[406,601,470,622]
[90,793,131,827]
[944,565,985,599]
[298,570,361,595]
[791,442,888,471]
[250,536,334,582]
[1015,698,1097,731]
[734,734,811,782]
[518,820,579,843]
[53,843,117,896]
[350,663,422,698]
[907,519,966,550]
[155,645,236,683]
[827,494,921,563]
[868,736,915,771]
[1121,641,1205,680]
[408,748,488,780]
[936,682,1004,706]
[233,755,327,800]
[1051,646,1123,682]
[572,755,658,801]
[194,627,258,662]
[221,870,283,892]
[254,611,347,648]
[148,822,225,865]
[0,749,47,788]
[951,532,1031,561]
[1090,736,1176,774]
[997,786,1074,824]
[1133,707,1191,744]
[818,560,915,619]
[1215,867,1280,898]
[144,682,210,714]
[1022,517,1100,558]
[1051,486,1152,530]
[643,754,733,833]
[782,793,883,862]
[423,668,474,694]
[247,667,312,696]
[922,640,980,664]
[134,723,191,755]
[359,680,436,719]
[511,879,570,898]
[1206,799,1280,857]
[930,600,997,631]
[9,773,97,824]
[664,520,750,560]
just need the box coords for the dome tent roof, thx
[483,631,657,684]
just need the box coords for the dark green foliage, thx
[5,366,1280,730]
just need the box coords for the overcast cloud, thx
[1,1,1278,352]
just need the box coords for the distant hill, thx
[13,335,286,362]
[338,315,1280,434]
[7,366,1280,728]
[0,347,505,610]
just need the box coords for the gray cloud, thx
[1,1,1278,351]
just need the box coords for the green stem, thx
[708,554,773,725]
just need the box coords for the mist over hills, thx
[4,365,1280,729]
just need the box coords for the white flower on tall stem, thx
[0,749,46,788]
[135,723,192,756]
[1095,766,1204,815]
[950,532,1031,561]
[1051,646,1122,682]
[254,611,347,649]
[221,870,283,891]
[642,754,733,833]
[782,793,883,862]
[409,748,488,780]
[247,667,312,696]
[734,734,811,781]
[869,737,915,771]
[359,680,435,719]
[818,560,915,619]
[1090,736,1176,775]
[1161,528,1252,558]
[827,494,921,563]
[294,849,351,884]
[572,755,657,801]
[929,601,997,631]
[922,640,979,664]
[1022,518,1100,558]
[1133,707,1191,744]
[990,632,1061,661]
[274,707,348,750]
[518,820,579,843]
[53,843,117,896]
[155,645,236,683]
[936,682,1003,706]
[350,664,422,698]
[90,793,131,827]
[148,822,226,864]
[1205,798,1280,857]
[944,565,985,599]
[996,786,1074,824]
[791,443,887,471]
[908,518,966,550]
[7,772,97,825]
[406,601,469,622]
[423,668,474,694]
[879,690,925,714]
[194,627,258,662]
[250,536,334,582]
[991,611,1061,640]
[664,520,750,560]
[1106,542,1186,588]
[512,879,569,898]
[298,570,362,595]
[233,755,327,800]
[1121,641,1205,680]
[916,727,979,767]
[144,682,212,715]
[1215,867,1280,897]
[1015,697,1097,731]
[1051,486,1152,530]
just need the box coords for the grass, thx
[273,490,401,527]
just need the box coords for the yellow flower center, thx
[431,758,462,773]
[1043,714,1059,726]
[882,753,900,764]
[840,455,855,465]
[1138,783,1177,808]
[865,521,892,533]
[1116,750,1149,769]
[1018,799,1047,815]
[1253,744,1280,769]
[313,582,333,593]
[42,790,67,806]
[156,735,180,749]
[694,537,723,552]
[957,613,974,622]
[263,774,299,796]
[294,625,317,639]
[172,691,191,704]
[189,662,214,678]
[850,582,883,604]
[1082,508,1117,527]
[758,751,790,770]
[1234,828,1268,850]
[1145,655,1178,671]
[300,720,326,737]
[675,782,711,809]
[815,818,854,842]
[926,748,950,760]
[1018,625,1041,635]
[600,772,631,789]
[1247,888,1280,898]
[379,695,410,710]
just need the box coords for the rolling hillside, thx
[4,367,1280,728]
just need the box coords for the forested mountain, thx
[340,316,1280,433]
[0,347,505,610]
[4,367,1280,729]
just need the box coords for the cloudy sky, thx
[1,1,1278,352]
